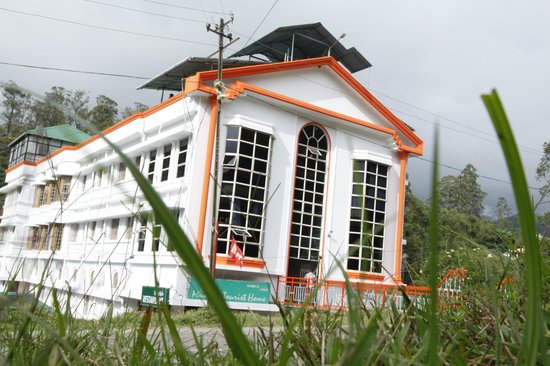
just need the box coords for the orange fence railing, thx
[276,268,466,311]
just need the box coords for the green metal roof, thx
[22,124,90,145]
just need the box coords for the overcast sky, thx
[1,0,549,215]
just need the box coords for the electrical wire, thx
[0,7,216,46]
[137,0,231,16]
[82,0,206,24]
[242,0,279,48]
[0,60,150,79]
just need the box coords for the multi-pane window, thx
[70,224,79,242]
[46,181,59,203]
[28,227,40,249]
[125,216,134,239]
[347,160,389,273]
[34,186,45,207]
[152,221,161,251]
[289,124,329,268]
[60,177,71,202]
[176,138,189,178]
[160,144,171,182]
[147,150,156,183]
[110,219,119,240]
[117,162,126,182]
[50,224,64,251]
[137,218,147,252]
[217,126,272,258]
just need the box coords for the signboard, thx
[141,286,170,307]
[188,278,270,304]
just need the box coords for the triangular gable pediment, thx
[184,57,423,155]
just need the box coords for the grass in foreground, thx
[0,90,548,364]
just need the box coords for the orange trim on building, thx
[346,271,385,282]
[216,256,266,269]
[5,93,184,174]
[196,96,218,254]
[184,56,423,155]
[5,160,37,174]
[393,151,409,284]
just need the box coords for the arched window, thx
[287,124,329,277]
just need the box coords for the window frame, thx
[346,159,390,274]
[216,125,272,259]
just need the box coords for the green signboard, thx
[188,278,270,304]
[141,286,170,307]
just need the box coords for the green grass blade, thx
[427,126,441,365]
[160,303,194,365]
[102,134,261,366]
[482,89,546,365]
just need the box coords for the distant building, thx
[0,24,423,318]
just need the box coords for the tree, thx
[0,81,32,136]
[121,102,148,119]
[439,164,487,217]
[88,95,118,132]
[65,89,89,129]
[535,141,550,209]
[30,86,69,128]
[495,196,513,227]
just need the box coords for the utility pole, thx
[206,16,233,279]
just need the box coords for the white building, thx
[0,25,423,317]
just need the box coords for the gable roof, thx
[184,56,423,155]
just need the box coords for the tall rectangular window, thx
[160,144,171,182]
[34,186,45,207]
[216,126,272,258]
[117,162,126,182]
[45,181,59,203]
[135,155,142,172]
[70,224,79,242]
[152,221,161,251]
[60,177,71,202]
[51,224,64,251]
[137,218,147,252]
[176,138,189,178]
[28,227,40,249]
[147,149,156,183]
[88,222,96,241]
[125,216,134,239]
[110,218,120,240]
[347,160,389,273]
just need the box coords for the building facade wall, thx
[0,65,415,318]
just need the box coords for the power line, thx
[392,108,543,156]
[137,0,230,15]
[242,0,279,48]
[226,28,544,157]
[82,0,206,24]
[415,156,540,191]
[0,61,150,80]
[0,6,216,47]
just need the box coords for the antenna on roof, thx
[328,33,346,57]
